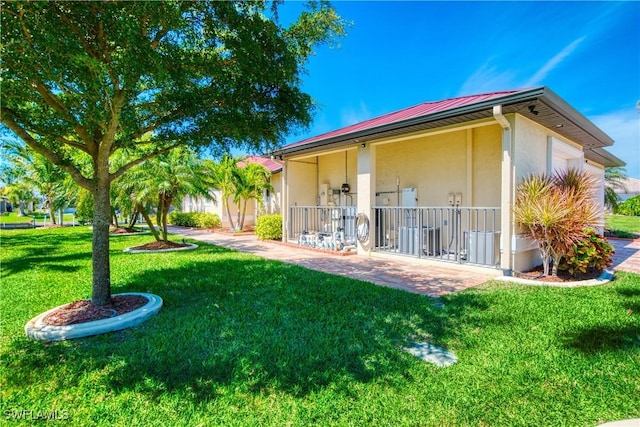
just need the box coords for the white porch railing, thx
[372,206,501,267]
[289,206,357,251]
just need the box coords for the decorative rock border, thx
[495,269,614,288]
[123,243,198,253]
[25,292,163,341]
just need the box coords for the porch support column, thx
[281,159,289,242]
[494,106,514,275]
[357,143,376,254]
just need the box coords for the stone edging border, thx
[494,269,614,288]
[123,243,198,253]
[25,292,163,341]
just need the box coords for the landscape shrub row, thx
[168,212,221,229]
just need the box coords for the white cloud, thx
[458,61,518,96]
[524,36,586,87]
[590,107,640,178]
[340,102,372,127]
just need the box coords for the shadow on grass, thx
[0,229,92,277]
[2,255,428,401]
[2,241,494,405]
[563,325,640,354]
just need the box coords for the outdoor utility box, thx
[467,231,501,265]
[401,187,417,207]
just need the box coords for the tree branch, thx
[1,108,93,190]
[110,143,182,182]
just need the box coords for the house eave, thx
[274,86,618,159]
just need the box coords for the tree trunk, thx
[139,203,161,241]
[161,196,172,242]
[224,197,236,231]
[239,199,248,231]
[128,209,139,229]
[47,197,57,225]
[112,207,119,228]
[91,174,112,306]
[18,201,26,216]
[236,200,243,231]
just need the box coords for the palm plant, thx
[121,148,214,242]
[513,169,600,277]
[209,154,240,231]
[232,162,273,231]
[604,166,628,212]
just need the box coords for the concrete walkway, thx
[609,238,640,274]
[167,226,498,297]
[167,227,640,297]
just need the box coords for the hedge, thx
[255,214,282,240]
[169,212,221,228]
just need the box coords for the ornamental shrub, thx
[194,212,221,229]
[559,228,614,277]
[616,195,640,216]
[169,212,221,229]
[256,214,282,240]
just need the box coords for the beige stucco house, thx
[181,156,283,229]
[271,87,624,274]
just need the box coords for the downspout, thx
[493,105,513,275]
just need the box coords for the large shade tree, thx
[1,1,345,305]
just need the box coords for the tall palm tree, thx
[232,162,272,231]
[604,166,628,212]
[121,148,214,242]
[209,154,240,231]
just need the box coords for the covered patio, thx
[273,87,624,275]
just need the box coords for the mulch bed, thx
[42,295,149,326]
[110,226,143,234]
[515,267,603,283]
[129,240,191,250]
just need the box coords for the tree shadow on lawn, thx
[0,229,92,276]
[563,325,640,354]
[2,250,492,404]
[564,280,640,354]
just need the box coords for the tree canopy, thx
[0,1,346,305]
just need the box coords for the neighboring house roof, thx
[615,177,640,195]
[274,86,624,168]
[238,155,283,174]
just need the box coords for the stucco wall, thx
[513,115,548,179]
[317,150,358,205]
[286,159,317,206]
[374,125,501,208]
[472,125,502,207]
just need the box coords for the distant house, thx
[271,86,624,274]
[0,197,12,213]
[181,156,283,229]
[616,177,640,201]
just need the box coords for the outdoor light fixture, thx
[341,183,350,194]
[528,105,539,115]
[361,143,366,148]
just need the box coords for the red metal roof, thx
[238,155,283,173]
[284,89,526,149]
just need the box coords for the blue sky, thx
[281,1,640,178]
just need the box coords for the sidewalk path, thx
[167,227,640,297]
[167,226,498,298]
[609,238,640,274]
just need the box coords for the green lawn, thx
[606,214,640,238]
[1,227,639,426]
[0,211,76,225]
